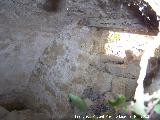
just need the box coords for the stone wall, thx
[0,0,160,119]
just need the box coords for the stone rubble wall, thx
[0,0,160,119]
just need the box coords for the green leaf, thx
[108,95,125,107]
[154,104,160,114]
[123,104,128,113]
[68,93,87,112]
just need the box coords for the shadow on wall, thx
[38,0,66,12]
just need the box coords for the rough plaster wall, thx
[26,23,145,118]
[0,0,116,116]
[0,0,102,118]
[0,0,160,119]
[26,24,110,118]
[0,0,68,101]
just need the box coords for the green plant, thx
[68,93,87,112]
[107,95,126,110]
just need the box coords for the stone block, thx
[112,76,137,100]
[112,76,127,96]
[105,63,140,79]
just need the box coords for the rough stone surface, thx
[0,108,50,120]
[70,0,158,34]
[0,0,61,96]
[0,106,9,118]
[112,76,127,97]
[0,0,160,119]
[27,24,112,118]
[105,63,140,79]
